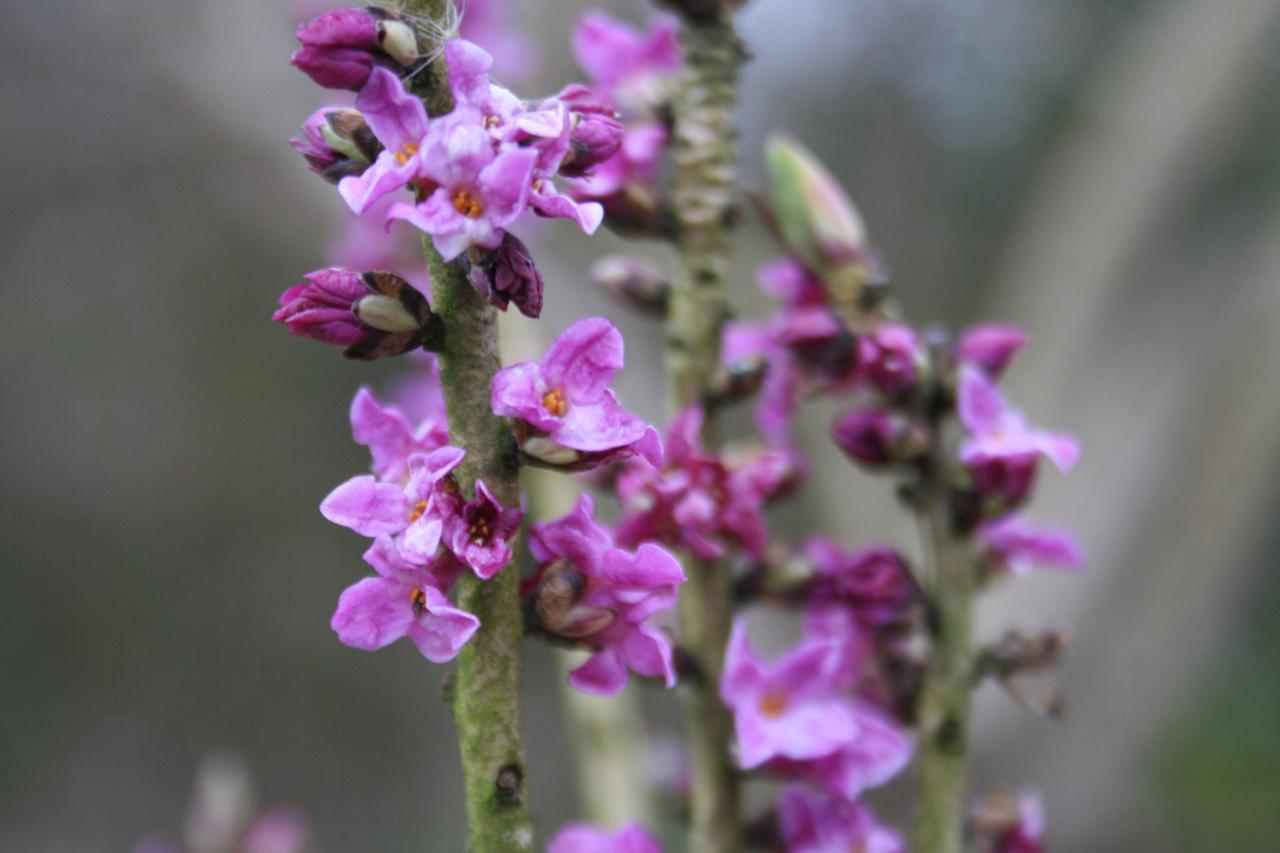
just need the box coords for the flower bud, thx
[590,255,669,316]
[764,134,869,275]
[290,108,381,184]
[968,454,1038,509]
[957,324,1028,378]
[291,7,420,91]
[273,268,434,360]
[707,355,769,406]
[857,323,924,397]
[556,85,624,178]
[833,409,906,467]
[463,234,544,318]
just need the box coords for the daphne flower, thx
[331,537,477,662]
[572,12,680,111]
[320,446,464,562]
[770,700,914,799]
[291,107,379,184]
[858,323,923,397]
[548,822,662,853]
[438,480,523,580]
[291,7,419,91]
[977,515,1084,576]
[804,540,916,630]
[348,386,449,484]
[777,785,904,853]
[273,268,433,360]
[388,113,537,261]
[994,793,1046,853]
[464,233,545,318]
[492,317,660,470]
[721,617,859,769]
[337,68,431,215]
[527,494,684,696]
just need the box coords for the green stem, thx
[399,1,531,849]
[667,9,745,853]
[912,480,975,853]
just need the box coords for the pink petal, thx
[568,648,628,696]
[552,390,647,452]
[406,587,480,662]
[331,576,413,650]
[542,317,624,402]
[356,67,428,150]
[320,475,407,536]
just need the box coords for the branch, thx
[666,6,746,852]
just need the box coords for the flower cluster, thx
[565,11,681,235]
[286,8,623,323]
[524,494,685,696]
[547,822,662,853]
[614,406,796,561]
[319,377,518,662]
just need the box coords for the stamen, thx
[393,142,419,165]
[410,587,428,615]
[758,690,789,718]
[407,499,428,522]
[451,189,484,218]
[542,388,567,417]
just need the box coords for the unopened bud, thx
[273,268,434,360]
[832,409,924,468]
[463,234,544,318]
[354,293,419,333]
[591,255,670,315]
[376,19,419,68]
[291,108,380,184]
[556,86,624,177]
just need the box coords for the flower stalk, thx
[401,1,531,849]
[666,6,746,852]
[912,433,977,853]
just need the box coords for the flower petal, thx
[320,475,407,536]
[331,576,413,650]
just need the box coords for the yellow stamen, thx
[410,587,428,614]
[759,690,789,718]
[393,142,419,165]
[542,388,567,417]
[451,189,484,218]
[407,499,427,523]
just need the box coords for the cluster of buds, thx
[274,268,437,360]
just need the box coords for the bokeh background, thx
[3,0,1280,850]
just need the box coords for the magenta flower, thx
[857,322,923,397]
[388,112,537,261]
[527,494,685,696]
[978,514,1084,576]
[615,407,791,560]
[720,617,859,769]
[331,536,477,662]
[572,11,680,110]
[337,68,431,215]
[457,0,537,81]
[320,446,464,562]
[556,85,625,178]
[804,540,916,630]
[438,479,523,580]
[442,39,533,144]
[777,785,904,853]
[291,7,418,91]
[548,822,662,853]
[958,323,1028,379]
[273,267,433,360]
[492,317,661,471]
[957,365,1079,501]
[770,700,914,799]
[349,386,449,484]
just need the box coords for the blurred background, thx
[3,0,1279,850]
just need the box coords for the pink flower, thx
[320,446,464,562]
[572,12,680,110]
[777,785,904,853]
[337,68,431,215]
[548,822,662,853]
[957,365,1079,505]
[720,617,859,769]
[492,317,661,471]
[349,386,449,484]
[769,699,914,800]
[556,85,625,178]
[437,479,523,580]
[977,514,1084,576]
[615,407,792,560]
[463,233,544,318]
[994,794,1046,853]
[832,409,910,468]
[958,323,1028,379]
[291,107,379,183]
[388,112,537,260]
[527,494,685,696]
[331,537,477,662]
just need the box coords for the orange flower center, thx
[393,142,419,165]
[407,499,428,523]
[542,388,567,417]
[483,114,502,129]
[409,587,427,614]
[758,690,789,718]
[451,189,485,218]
